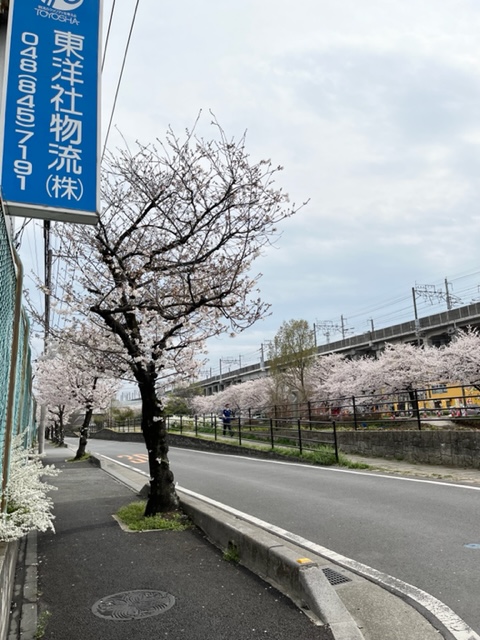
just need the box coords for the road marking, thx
[94,453,149,477]
[118,453,148,464]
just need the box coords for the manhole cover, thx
[322,567,352,586]
[91,590,175,621]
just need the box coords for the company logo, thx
[40,0,83,10]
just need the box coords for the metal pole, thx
[297,419,302,455]
[332,420,339,463]
[352,395,358,431]
[415,389,422,430]
[269,418,274,449]
[445,277,452,311]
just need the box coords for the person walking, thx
[222,403,233,436]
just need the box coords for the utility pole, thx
[39,220,52,454]
[445,277,452,311]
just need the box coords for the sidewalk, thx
[346,453,480,485]
[8,445,478,640]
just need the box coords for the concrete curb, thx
[178,489,364,639]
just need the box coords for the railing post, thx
[415,389,422,430]
[297,418,303,454]
[195,414,198,436]
[238,415,242,446]
[180,415,183,434]
[352,395,358,430]
[307,401,312,429]
[332,420,339,463]
[214,414,217,441]
[269,418,274,449]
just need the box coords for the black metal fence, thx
[86,386,480,462]
[165,412,340,461]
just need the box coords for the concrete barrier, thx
[0,540,18,640]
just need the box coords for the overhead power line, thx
[102,0,141,159]
[102,0,117,72]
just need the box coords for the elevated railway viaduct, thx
[198,302,480,395]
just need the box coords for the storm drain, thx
[91,590,175,621]
[322,567,352,586]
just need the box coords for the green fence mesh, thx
[0,214,16,483]
[0,210,35,501]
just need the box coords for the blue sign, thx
[0,0,100,224]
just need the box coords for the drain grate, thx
[91,590,175,621]
[322,567,352,586]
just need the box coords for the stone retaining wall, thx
[337,430,480,468]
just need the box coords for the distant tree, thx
[34,340,120,454]
[365,343,438,394]
[35,354,76,446]
[436,327,480,390]
[307,353,347,399]
[48,121,301,515]
[164,395,190,416]
[267,319,316,404]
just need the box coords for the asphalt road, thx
[71,437,480,634]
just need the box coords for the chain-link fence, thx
[0,208,35,510]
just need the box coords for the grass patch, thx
[223,541,240,563]
[35,610,51,639]
[67,453,91,462]
[172,430,370,469]
[116,501,191,532]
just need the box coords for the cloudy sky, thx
[17,0,480,380]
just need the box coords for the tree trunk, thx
[58,410,65,446]
[140,376,179,516]
[74,407,93,460]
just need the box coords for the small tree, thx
[49,121,302,515]
[267,319,316,406]
[0,435,59,541]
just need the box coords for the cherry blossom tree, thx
[436,327,480,389]
[34,339,120,453]
[35,354,77,446]
[48,121,301,515]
